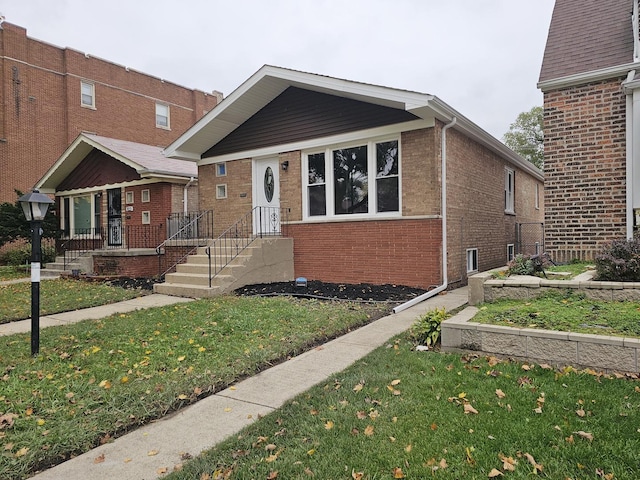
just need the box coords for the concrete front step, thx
[163,272,234,287]
[153,282,224,298]
[176,262,244,275]
[181,253,251,266]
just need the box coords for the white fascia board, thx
[35,134,91,189]
[197,119,432,166]
[424,97,544,181]
[537,62,640,92]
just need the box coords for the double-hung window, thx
[505,167,515,214]
[304,138,400,218]
[81,81,95,108]
[156,103,170,129]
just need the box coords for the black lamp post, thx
[18,189,53,356]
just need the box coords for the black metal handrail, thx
[205,206,289,287]
[58,225,164,269]
[156,210,214,278]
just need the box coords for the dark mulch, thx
[235,280,428,303]
[102,277,428,304]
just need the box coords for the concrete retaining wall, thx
[442,306,640,373]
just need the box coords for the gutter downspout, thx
[393,116,457,313]
[184,176,195,214]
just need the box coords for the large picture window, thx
[61,193,101,236]
[304,138,400,218]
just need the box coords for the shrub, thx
[0,243,56,266]
[507,254,535,276]
[410,307,448,347]
[595,237,640,281]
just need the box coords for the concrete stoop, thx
[153,237,294,298]
[42,254,91,278]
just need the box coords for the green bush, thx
[409,307,448,347]
[0,243,56,266]
[595,237,640,281]
[507,254,535,276]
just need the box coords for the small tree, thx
[503,106,544,169]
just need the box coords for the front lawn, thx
[0,278,144,324]
[166,334,640,480]
[0,265,29,282]
[0,296,384,479]
[473,290,640,337]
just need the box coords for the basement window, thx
[466,248,478,273]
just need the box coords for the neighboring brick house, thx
[538,0,640,262]
[35,133,201,277]
[164,66,544,292]
[0,21,221,204]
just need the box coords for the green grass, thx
[165,335,640,480]
[0,265,30,281]
[474,290,640,337]
[544,261,593,278]
[0,296,384,479]
[0,279,143,324]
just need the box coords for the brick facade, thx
[543,78,627,262]
[0,22,220,203]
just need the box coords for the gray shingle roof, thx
[539,0,634,83]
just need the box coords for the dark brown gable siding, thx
[57,149,140,190]
[203,87,418,158]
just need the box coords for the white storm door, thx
[253,157,281,235]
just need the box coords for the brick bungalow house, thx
[35,133,207,277]
[158,65,543,301]
[0,21,221,204]
[538,0,640,262]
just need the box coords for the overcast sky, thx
[0,0,555,140]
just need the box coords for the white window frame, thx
[141,189,150,203]
[216,184,227,199]
[125,191,134,204]
[60,193,101,237]
[141,211,151,224]
[216,163,227,177]
[301,135,401,220]
[507,244,515,262]
[535,183,540,210]
[466,248,478,273]
[505,167,515,214]
[81,81,95,108]
[155,103,170,129]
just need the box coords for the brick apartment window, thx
[466,248,478,273]
[141,189,150,203]
[507,244,515,262]
[505,168,515,214]
[81,81,95,108]
[216,163,227,177]
[304,137,400,218]
[142,211,151,224]
[216,184,227,199]
[125,191,134,204]
[156,103,170,129]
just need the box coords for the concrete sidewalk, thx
[0,293,193,336]
[21,287,468,480]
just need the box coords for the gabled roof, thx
[164,65,542,179]
[538,0,635,89]
[36,134,197,193]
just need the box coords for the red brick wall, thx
[445,125,544,283]
[93,254,158,277]
[0,22,219,203]
[543,77,627,262]
[289,219,442,289]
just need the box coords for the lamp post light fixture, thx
[18,189,53,356]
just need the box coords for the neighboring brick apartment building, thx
[538,0,640,262]
[160,66,544,293]
[0,21,221,204]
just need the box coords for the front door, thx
[107,188,122,246]
[253,158,280,235]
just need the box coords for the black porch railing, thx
[205,206,289,287]
[156,210,214,278]
[58,224,165,269]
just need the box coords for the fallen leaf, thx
[488,468,503,477]
[391,379,401,386]
[439,458,448,469]
[266,471,278,480]
[94,453,105,464]
[15,447,29,458]
[495,389,506,399]
[566,435,574,444]
[356,411,367,420]
[352,470,364,480]
[393,467,405,478]
[522,364,532,371]
[430,423,438,431]
[157,467,168,474]
[353,383,364,393]
[364,425,375,436]
[533,406,543,414]
[404,444,412,453]
[464,403,479,414]
[499,454,517,471]
[148,449,159,456]
[524,452,543,473]
[576,408,586,417]
[574,431,594,442]
[324,420,334,430]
